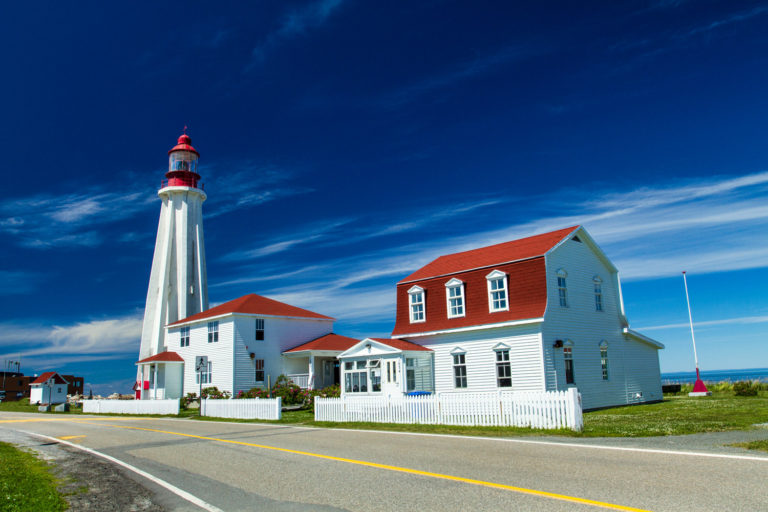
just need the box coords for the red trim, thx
[284,333,359,353]
[168,134,199,156]
[136,351,184,364]
[30,372,68,385]
[368,338,431,351]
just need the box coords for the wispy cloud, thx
[249,0,345,66]
[685,5,768,37]
[380,46,538,107]
[212,170,768,325]
[638,315,768,332]
[0,315,142,360]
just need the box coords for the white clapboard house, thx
[29,372,69,405]
[138,293,360,399]
[360,225,664,410]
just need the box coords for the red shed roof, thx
[284,333,360,353]
[368,338,432,351]
[399,226,579,283]
[30,372,68,385]
[168,294,334,327]
[136,351,185,365]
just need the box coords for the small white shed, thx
[29,372,69,405]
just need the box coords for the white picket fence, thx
[315,389,583,431]
[201,397,282,420]
[82,399,179,415]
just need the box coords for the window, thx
[344,360,369,393]
[486,270,508,312]
[180,326,190,347]
[207,321,219,343]
[386,360,398,384]
[406,358,416,391]
[369,359,381,392]
[408,285,425,323]
[445,278,465,318]
[254,359,265,382]
[557,269,568,307]
[255,318,264,340]
[196,362,212,384]
[593,276,603,312]
[564,341,574,384]
[453,353,467,388]
[495,349,512,388]
[600,342,609,380]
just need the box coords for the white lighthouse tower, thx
[135,133,209,399]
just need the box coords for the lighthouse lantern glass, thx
[170,151,198,174]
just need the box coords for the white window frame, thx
[180,326,190,347]
[207,321,219,343]
[599,341,609,381]
[593,276,603,312]
[557,269,568,308]
[255,318,265,340]
[408,285,426,323]
[344,360,371,393]
[495,348,512,388]
[445,278,465,318]
[486,270,509,313]
[451,348,468,389]
[563,340,575,385]
[254,359,265,383]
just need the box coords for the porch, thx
[282,333,360,390]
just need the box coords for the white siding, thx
[543,236,662,409]
[416,323,545,394]
[623,336,663,404]
[231,315,333,395]
[176,318,234,396]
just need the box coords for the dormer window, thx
[557,269,568,308]
[408,285,425,323]
[593,276,603,312]
[486,270,508,312]
[445,278,465,318]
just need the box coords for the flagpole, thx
[682,271,710,396]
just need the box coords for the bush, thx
[235,387,270,399]
[306,384,341,412]
[271,375,305,405]
[733,380,759,397]
[201,387,231,399]
[180,392,197,409]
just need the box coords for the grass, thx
[0,398,82,414]
[0,442,67,512]
[183,392,768,438]
[729,440,768,453]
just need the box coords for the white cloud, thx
[637,315,768,332]
[0,315,142,360]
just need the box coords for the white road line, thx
[21,431,224,512]
[151,418,768,463]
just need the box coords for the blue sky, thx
[1,1,766,394]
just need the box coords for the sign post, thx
[195,356,208,416]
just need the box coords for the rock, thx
[54,403,70,412]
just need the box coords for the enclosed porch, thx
[135,351,184,400]
[282,333,360,390]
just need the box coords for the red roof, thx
[136,351,185,364]
[168,294,334,326]
[369,338,432,351]
[399,226,578,283]
[391,227,581,337]
[284,333,360,353]
[30,372,68,385]
[168,133,199,156]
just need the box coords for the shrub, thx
[235,387,270,399]
[180,392,197,409]
[271,375,304,405]
[201,386,232,399]
[305,384,341,412]
[733,380,759,397]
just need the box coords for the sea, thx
[661,367,768,384]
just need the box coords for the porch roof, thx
[136,351,185,365]
[283,333,360,355]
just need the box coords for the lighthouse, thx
[135,133,209,399]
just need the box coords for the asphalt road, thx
[1,412,767,512]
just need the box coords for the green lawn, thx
[729,439,768,453]
[0,442,67,512]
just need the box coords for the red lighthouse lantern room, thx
[165,133,201,188]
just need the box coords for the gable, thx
[392,257,548,336]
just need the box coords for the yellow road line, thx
[92,422,651,512]
[59,435,86,440]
